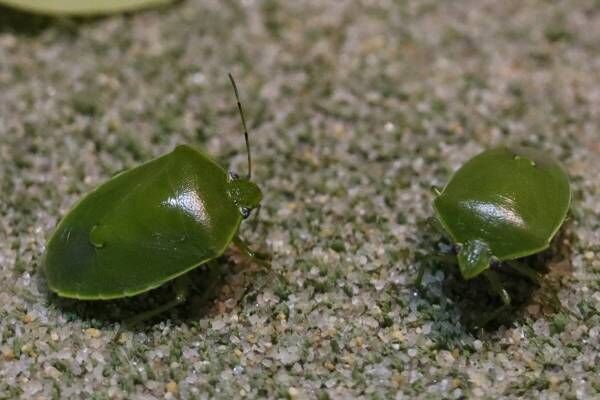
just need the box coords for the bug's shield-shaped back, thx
[44,145,243,300]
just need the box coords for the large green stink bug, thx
[43,75,265,321]
[430,147,571,320]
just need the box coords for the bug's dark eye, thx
[240,207,251,219]
[229,171,240,180]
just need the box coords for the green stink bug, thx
[428,147,571,322]
[43,75,265,322]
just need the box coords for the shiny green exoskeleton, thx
[44,75,264,323]
[431,147,571,323]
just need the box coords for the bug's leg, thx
[475,269,512,327]
[231,236,291,303]
[506,260,542,285]
[232,236,270,268]
[416,216,457,286]
[427,216,447,237]
[252,204,262,230]
[414,263,427,287]
[431,253,458,264]
[415,252,457,287]
[122,276,190,329]
[507,261,575,317]
[483,270,511,305]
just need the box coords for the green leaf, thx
[0,0,173,15]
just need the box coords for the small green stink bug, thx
[430,147,571,321]
[43,75,265,322]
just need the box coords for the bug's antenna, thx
[228,73,252,180]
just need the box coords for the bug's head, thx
[227,175,262,218]
[227,74,263,219]
[457,239,492,279]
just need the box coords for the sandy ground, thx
[0,0,599,399]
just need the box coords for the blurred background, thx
[0,1,598,399]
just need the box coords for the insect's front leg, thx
[232,235,270,268]
[474,269,512,328]
[414,251,457,287]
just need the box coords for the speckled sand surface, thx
[0,1,599,399]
